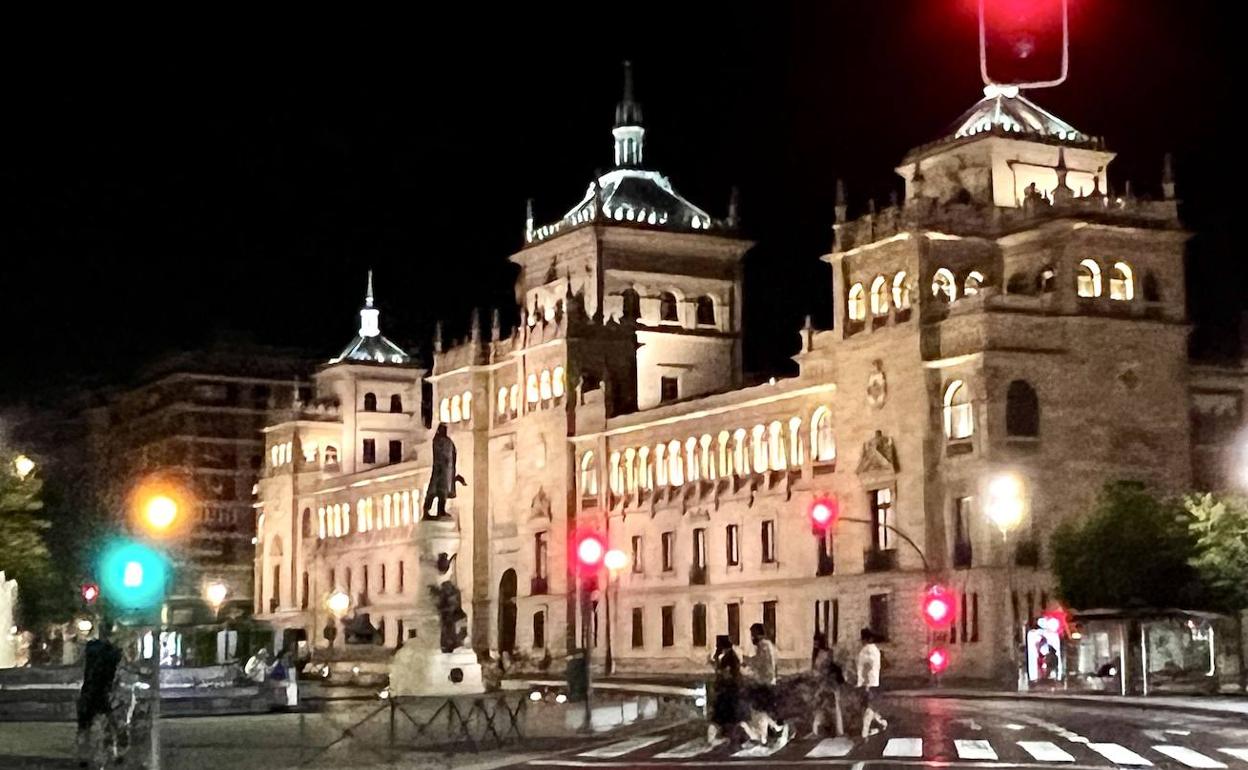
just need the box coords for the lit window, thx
[509,384,520,415]
[870,275,890,316]
[732,428,748,476]
[788,417,803,466]
[461,391,472,423]
[580,452,598,495]
[1037,267,1056,293]
[497,387,508,416]
[526,374,539,404]
[943,380,974,440]
[932,268,956,302]
[848,283,866,321]
[324,445,338,466]
[699,434,713,480]
[609,452,623,494]
[659,292,679,323]
[768,421,786,470]
[637,446,652,490]
[717,431,733,478]
[271,446,280,468]
[317,507,326,539]
[401,491,411,525]
[1077,259,1102,298]
[1109,261,1134,301]
[383,494,392,528]
[964,270,985,296]
[450,395,462,423]
[686,437,700,481]
[623,448,637,493]
[695,296,715,326]
[668,440,684,486]
[892,272,912,310]
[871,488,895,551]
[539,370,552,401]
[552,367,565,398]
[439,398,450,424]
[811,406,835,462]
[751,425,767,473]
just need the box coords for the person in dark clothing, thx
[809,632,846,737]
[706,635,742,746]
[76,625,123,766]
[423,424,467,519]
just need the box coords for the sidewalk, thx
[891,687,1248,716]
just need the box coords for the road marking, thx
[577,736,664,758]
[1087,742,1154,766]
[730,740,786,758]
[955,739,998,760]
[1167,729,1193,736]
[1153,745,1228,768]
[807,737,855,757]
[1220,749,1248,762]
[652,739,715,759]
[882,737,923,757]
[1018,740,1076,762]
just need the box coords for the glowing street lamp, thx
[13,454,35,480]
[603,548,628,677]
[327,590,351,618]
[603,548,628,575]
[144,495,179,533]
[205,581,229,617]
[985,474,1025,536]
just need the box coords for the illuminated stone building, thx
[254,76,1239,682]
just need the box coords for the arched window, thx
[363,392,377,412]
[1006,380,1040,437]
[1037,267,1057,293]
[700,435,714,479]
[892,272,912,310]
[964,270,985,296]
[539,370,552,401]
[623,448,637,493]
[439,398,451,424]
[383,494,392,528]
[497,387,508,416]
[686,437,700,481]
[847,283,866,321]
[638,446,652,490]
[788,417,803,466]
[302,508,313,538]
[526,374,539,404]
[1109,261,1134,301]
[732,428,748,476]
[461,391,472,423]
[810,406,835,462]
[317,507,326,539]
[659,291,679,323]
[621,288,641,321]
[552,367,565,399]
[768,422,787,470]
[1077,259,1102,297]
[870,275,890,316]
[390,394,403,413]
[342,502,353,535]
[609,452,623,494]
[943,380,974,439]
[401,491,411,525]
[324,445,338,466]
[654,444,668,486]
[717,431,733,478]
[450,394,462,422]
[932,268,956,302]
[668,439,684,486]
[751,425,768,473]
[358,501,368,532]
[695,296,716,326]
[509,384,520,415]
[580,452,598,495]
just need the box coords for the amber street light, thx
[205,581,229,617]
[603,548,628,676]
[13,455,35,480]
[985,472,1027,690]
[327,590,351,618]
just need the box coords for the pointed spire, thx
[490,308,501,342]
[834,178,847,224]
[614,61,643,128]
[525,198,535,243]
[469,308,482,344]
[365,269,375,308]
[359,269,380,337]
[612,61,645,167]
[1162,153,1176,200]
[727,186,740,229]
[1052,148,1072,205]
[433,320,444,354]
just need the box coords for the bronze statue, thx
[423,424,467,519]
[430,580,468,653]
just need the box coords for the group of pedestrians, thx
[706,626,889,750]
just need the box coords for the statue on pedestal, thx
[423,424,466,520]
[430,580,468,653]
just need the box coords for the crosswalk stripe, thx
[955,739,998,760]
[1220,749,1248,762]
[1087,742,1154,766]
[1018,741,1076,762]
[806,737,855,757]
[577,736,664,758]
[652,739,715,759]
[730,739,787,758]
[882,737,923,758]
[1153,745,1227,768]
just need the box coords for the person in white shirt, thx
[855,628,888,738]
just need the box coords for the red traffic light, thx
[927,647,950,675]
[81,582,100,604]
[1038,607,1068,636]
[922,585,954,629]
[809,496,838,531]
[575,532,606,570]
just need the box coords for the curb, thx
[889,688,1248,717]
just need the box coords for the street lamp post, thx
[986,473,1026,691]
[602,549,628,677]
[326,590,351,652]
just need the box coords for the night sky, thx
[0,2,1237,404]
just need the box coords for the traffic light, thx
[922,585,954,629]
[808,496,838,532]
[979,0,1068,88]
[98,540,170,613]
[80,582,100,605]
[927,647,950,675]
[1038,607,1068,636]
[128,477,191,538]
[575,531,606,574]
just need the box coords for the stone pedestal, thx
[388,517,484,696]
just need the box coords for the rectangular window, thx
[692,604,707,647]
[362,439,376,464]
[972,592,980,642]
[533,611,545,649]
[762,601,777,644]
[761,520,776,563]
[816,530,834,575]
[388,440,402,464]
[301,572,309,610]
[661,531,675,572]
[871,488,894,551]
[592,601,600,648]
[661,605,675,647]
[534,531,548,580]
[660,377,679,403]
[869,593,890,642]
[361,565,369,601]
[329,568,336,590]
[693,528,707,568]
[380,563,387,593]
[954,496,974,567]
[398,561,405,593]
[631,535,644,573]
[726,524,740,566]
[727,603,741,646]
[814,598,839,644]
[631,608,644,648]
[396,619,404,647]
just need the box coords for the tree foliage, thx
[1186,493,1248,611]
[0,451,51,592]
[1051,482,1210,610]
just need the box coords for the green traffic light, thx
[99,539,170,612]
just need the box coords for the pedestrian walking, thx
[740,623,789,749]
[809,632,846,737]
[76,623,123,767]
[856,628,888,738]
[706,635,742,747]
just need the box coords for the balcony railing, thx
[863,548,898,573]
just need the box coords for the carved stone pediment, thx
[856,430,899,476]
[529,488,551,521]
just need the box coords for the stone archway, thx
[498,569,517,655]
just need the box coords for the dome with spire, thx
[526,62,722,245]
[329,270,411,365]
[948,84,1089,145]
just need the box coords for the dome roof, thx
[949,85,1086,143]
[329,271,411,365]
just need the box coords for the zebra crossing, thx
[537,731,1248,767]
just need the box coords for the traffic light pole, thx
[150,616,162,770]
[579,573,593,731]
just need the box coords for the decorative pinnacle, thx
[1162,153,1176,200]
[365,269,375,308]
